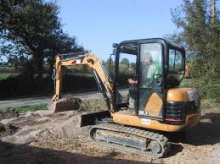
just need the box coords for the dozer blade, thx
[79,110,110,127]
[47,95,82,113]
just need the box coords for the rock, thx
[200,118,213,123]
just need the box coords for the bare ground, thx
[0,107,220,164]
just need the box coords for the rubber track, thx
[90,123,170,159]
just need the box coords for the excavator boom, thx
[48,51,116,113]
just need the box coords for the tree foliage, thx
[120,58,129,65]
[120,58,129,69]
[170,0,220,99]
[105,56,114,76]
[171,0,220,54]
[0,0,83,79]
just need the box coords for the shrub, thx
[187,55,220,101]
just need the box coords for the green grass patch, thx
[80,98,106,111]
[14,103,47,113]
[72,140,80,149]
[12,98,107,113]
[0,73,19,80]
[0,66,16,73]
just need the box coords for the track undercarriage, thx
[90,123,170,159]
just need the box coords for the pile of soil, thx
[0,123,19,137]
[0,108,19,121]
[0,109,19,138]
[44,115,91,139]
[0,109,92,144]
[48,95,83,113]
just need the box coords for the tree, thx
[170,0,220,99]
[171,0,220,53]
[104,56,114,78]
[164,32,198,59]
[0,0,83,80]
[44,33,84,76]
[170,0,220,76]
[120,58,129,68]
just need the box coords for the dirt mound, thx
[1,109,91,144]
[42,115,90,139]
[0,108,19,121]
[0,123,19,137]
[48,95,82,113]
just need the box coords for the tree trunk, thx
[49,59,54,89]
[32,53,44,81]
[210,0,216,24]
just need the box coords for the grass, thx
[0,66,16,73]
[12,85,220,114]
[0,73,18,80]
[14,103,47,113]
[80,99,106,111]
[72,140,80,149]
[12,98,107,113]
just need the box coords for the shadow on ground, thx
[187,112,220,146]
[162,111,220,158]
[167,112,220,146]
[0,141,162,164]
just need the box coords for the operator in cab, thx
[128,52,161,110]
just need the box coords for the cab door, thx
[137,40,165,119]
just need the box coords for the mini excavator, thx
[49,38,201,158]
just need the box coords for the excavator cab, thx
[107,38,200,133]
[113,38,185,120]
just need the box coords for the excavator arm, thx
[52,51,114,111]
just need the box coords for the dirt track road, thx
[0,107,220,164]
[0,89,128,108]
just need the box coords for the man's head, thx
[143,52,153,65]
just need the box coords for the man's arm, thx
[128,78,137,84]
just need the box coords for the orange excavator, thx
[49,38,201,158]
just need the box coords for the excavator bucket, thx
[47,95,82,113]
[47,95,111,127]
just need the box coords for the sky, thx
[57,0,183,60]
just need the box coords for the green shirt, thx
[141,62,161,88]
